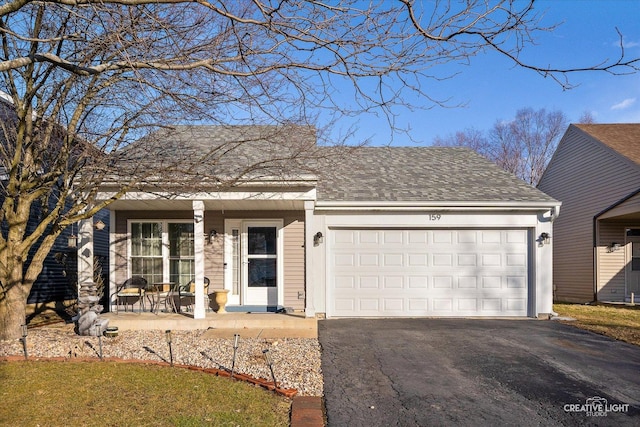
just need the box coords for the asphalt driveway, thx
[319,319,640,426]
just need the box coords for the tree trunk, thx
[0,277,29,340]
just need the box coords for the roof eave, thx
[314,200,561,211]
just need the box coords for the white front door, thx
[224,219,282,306]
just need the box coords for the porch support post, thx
[304,201,316,317]
[193,200,206,319]
[77,217,94,290]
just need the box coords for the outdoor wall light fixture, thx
[94,219,106,231]
[207,229,217,244]
[314,232,324,246]
[608,242,622,253]
[68,223,78,248]
[539,232,551,246]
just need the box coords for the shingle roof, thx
[117,125,318,182]
[574,123,640,166]
[118,125,557,204]
[317,146,557,203]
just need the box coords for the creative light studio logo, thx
[564,396,629,417]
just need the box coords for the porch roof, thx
[596,187,640,221]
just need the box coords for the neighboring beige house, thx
[538,123,640,303]
[77,125,559,319]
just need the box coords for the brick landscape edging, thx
[0,355,298,398]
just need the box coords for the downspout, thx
[550,204,561,317]
[592,217,598,303]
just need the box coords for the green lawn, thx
[0,361,290,427]
[554,303,640,346]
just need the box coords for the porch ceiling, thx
[106,198,306,211]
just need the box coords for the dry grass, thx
[0,361,290,427]
[553,303,640,346]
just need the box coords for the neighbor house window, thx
[129,221,194,286]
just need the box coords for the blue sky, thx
[341,0,640,146]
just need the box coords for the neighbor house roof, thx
[317,146,558,204]
[574,123,640,166]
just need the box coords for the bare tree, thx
[499,108,568,185]
[434,108,568,185]
[0,1,638,339]
[578,111,597,124]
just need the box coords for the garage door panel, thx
[482,254,502,266]
[335,276,355,289]
[383,276,404,289]
[330,228,529,317]
[408,253,428,266]
[433,230,453,243]
[408,230,428,243]
[433,254,453,266]
[457,254,477,266]
[383,253,404,266]
[458,277,478,288]
[383,230,404,244]
[359,230,379,244]
[335,253,355,266]
[457,230,477,243]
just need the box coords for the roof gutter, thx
[314,200,561,212]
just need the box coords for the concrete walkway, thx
[101,311,318,338]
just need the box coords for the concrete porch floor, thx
[101,310,318,338]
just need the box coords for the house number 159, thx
[429,214,442,221]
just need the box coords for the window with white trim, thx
[129,221,194,286]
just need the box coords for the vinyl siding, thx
[538,125,640,302]
[27,208,110,304]
[596,223,626,301]
[282,217,305,310]
[113,209,305,309]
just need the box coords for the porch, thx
[100,310,318,338]
[595,198,640,302]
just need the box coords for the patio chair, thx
[112,276,147,314]
[175,277,211,312]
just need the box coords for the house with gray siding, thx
[538,123,640,303]
[83,125,559,319]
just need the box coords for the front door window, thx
[247,227,277,288]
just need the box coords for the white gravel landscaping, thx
[0,324,323,397]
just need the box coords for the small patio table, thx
[147,283,177,314]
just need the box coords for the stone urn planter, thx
[213,289,230,314]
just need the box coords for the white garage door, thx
[329,229,530,317]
